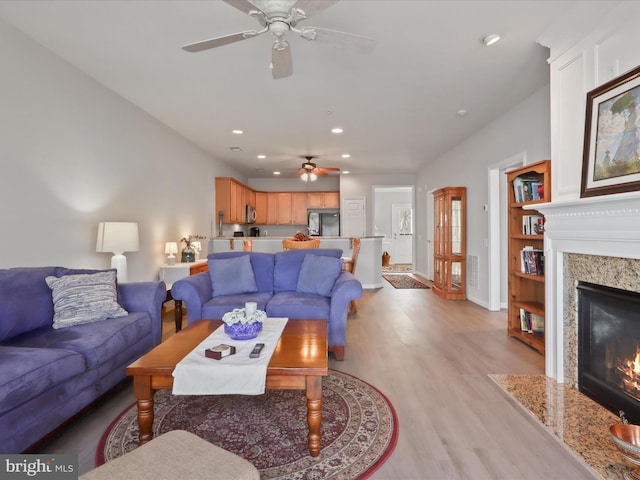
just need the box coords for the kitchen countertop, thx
[210,236,383,239]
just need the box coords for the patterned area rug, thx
[383,274,430,289]
[97,370,398,479]
[382,263,413,273]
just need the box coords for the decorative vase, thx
[224,321,263,340]
[181,245,195,263]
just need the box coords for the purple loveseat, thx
[0,266,166,454]
[171,249,363,361]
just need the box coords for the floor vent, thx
[467,255,478,289]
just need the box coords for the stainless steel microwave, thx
[245,204,256,224]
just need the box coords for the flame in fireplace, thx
[617,348,640,401]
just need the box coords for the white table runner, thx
[172,318,288,395]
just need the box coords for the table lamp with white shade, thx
[96,222,139,283]
[165,242,178,265]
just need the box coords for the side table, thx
[159,260,208,331]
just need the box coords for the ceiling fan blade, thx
[182,30,263,52]
[292,0,340,18]
[318,167,341,171]
[298,27,376,54]
[315,170,329,176]
[222,0,264,16]
[272,41,293,79]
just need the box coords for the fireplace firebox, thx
[578,281,640,424]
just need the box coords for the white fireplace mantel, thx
[530,194,640,383]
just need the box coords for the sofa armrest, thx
[171,272,212,324]
[327,272,363,347]
[118,281,167,346]
[331,271,363,301]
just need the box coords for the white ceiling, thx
[0,0,576,178]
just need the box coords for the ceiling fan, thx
[181,0,376,79]
[295,156,340,182]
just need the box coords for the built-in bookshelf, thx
[506,160,551,355]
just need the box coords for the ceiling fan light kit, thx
[482,34,501,46]
[181,0,376,79]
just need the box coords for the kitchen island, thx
[207,236,382,289]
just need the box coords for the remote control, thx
[249,343,265,358]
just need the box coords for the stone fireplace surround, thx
[487,195,640,479]
[534,194,640,385]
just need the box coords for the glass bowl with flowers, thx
[222,307,266,340]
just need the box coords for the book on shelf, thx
[522,215,544,235]
[512,177,544,203]
[520,246,544,275]
[519,308,544,334]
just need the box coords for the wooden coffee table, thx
[126,319,328,457]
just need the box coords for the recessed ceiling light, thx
[482,34,501,46]
[456,109,468,117]
[342,171,350,175]
[232,129,243,135]
[273,171,281,175]
[257,154,266,159]
[331,127,344,134]
[341,154,351,158]
[229,146,242,151]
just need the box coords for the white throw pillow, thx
[45,270,128,329]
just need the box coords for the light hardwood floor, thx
[40,279,596,479]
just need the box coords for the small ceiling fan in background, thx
[181,0,376,79]
[295,156,340,182]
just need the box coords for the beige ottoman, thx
[80,430,260,480]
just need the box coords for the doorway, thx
[487,152,526,311]
[373,186,414,269]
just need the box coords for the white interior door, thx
[426,190,434,280]
[342,197,366,237]
[391,203,413,264]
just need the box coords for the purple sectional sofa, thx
[171,249,363,361]
[0,266,166,454]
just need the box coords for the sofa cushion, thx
[208,252,275,294]
[210,255,258,298]
[266,291,330,319]
[4,312,151,369]
[45,270,128,329]
[0,346,86,415]
[297,254,343,297]
[202,292,273,320]
[0,267,58,342]
[273,249,343,293]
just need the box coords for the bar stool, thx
[342,238,360,313]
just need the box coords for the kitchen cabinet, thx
[291,193,308,224]
[216,178,241,224]
[216,177,254,224]
[307,191,339,209]
[216,177,339,226]
[255,192,267,224]
[267,193,279,225]
[432,186,466,300]
[276,193,292,224]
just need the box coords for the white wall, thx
[544,1,640,201]
[340,173,416,236]
[415,86,552,307]
[374,189,413,239]
[0,18,242,281]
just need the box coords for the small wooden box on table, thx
[126,319,328,457]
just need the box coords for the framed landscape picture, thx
[581,64,640,197]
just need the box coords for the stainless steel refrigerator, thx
[308,211,340,236]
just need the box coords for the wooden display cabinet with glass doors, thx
[432,186,466,300]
